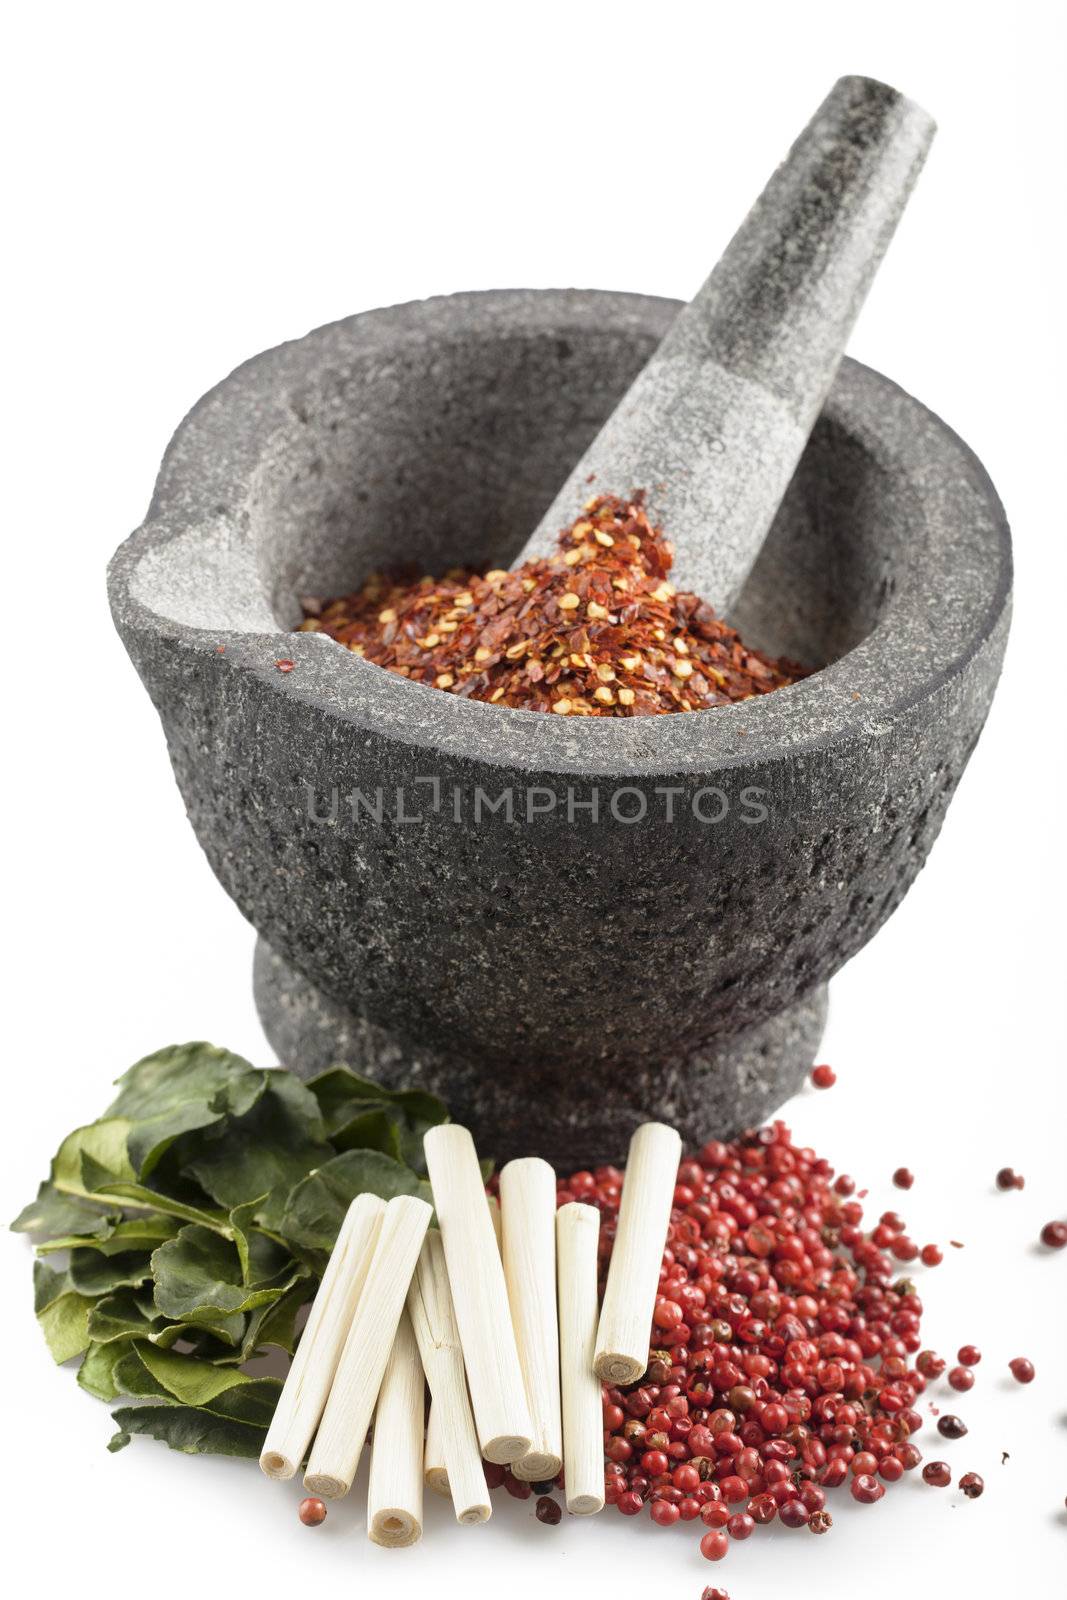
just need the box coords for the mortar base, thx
[254,939,828,1168]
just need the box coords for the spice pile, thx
[481,1106,1054,1577]
[300,492,805,715]
[17,1047,1060,1587]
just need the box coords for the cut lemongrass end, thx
[367,1312,424,1548]
[407,1230,492,1524]
[594,1122,681,1385]
[501,1156,562,1483]
[259,1193,386,1480]
[557,1201,605,1515]
[424,1125,532,1465]
[304,1194,432,1499]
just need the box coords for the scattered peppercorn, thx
[504,1471,532,1498]
[920,1244,942,1266]
[937,1415,968,1440]
[530,1480,557,1496]
[811,1064,836,1089]
[948,1366,975,1393]
[995,1167,1025,1190]
[274,658,295,673]
[922,1462,952,1487]
[1040,1220,1067,1249]
[957,1344,981,1366]
[535,1496,562,1525]
[1009,1357,1035,1384]
[303,493,805,716]
[892,1167,914,1189]
[808,1510,833,1533]
[700,1530,730,1561]
[297,1497,326,1526]
[701,1589,731,1600]
[959,1472,984,1499]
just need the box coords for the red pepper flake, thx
[275,658,295,673]
[301,492,806,716]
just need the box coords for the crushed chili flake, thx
[300,493,807,715]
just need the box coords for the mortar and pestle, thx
[109,77,1011,1167]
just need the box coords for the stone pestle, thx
[511,76,936,613]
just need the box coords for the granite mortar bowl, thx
[108,290,1011,1167]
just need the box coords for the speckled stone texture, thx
[516,77,935,615]
[254,942,827,1166]
[108,289,1011,1166]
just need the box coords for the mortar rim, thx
[107,288,1012,780]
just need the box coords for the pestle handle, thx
[512,76,935,613]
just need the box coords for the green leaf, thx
[105,1043,265,1177]
[87,1286,166,1344]
[85,1180,229,1232]
[228,1197,267,1284]
[240,1277,313,1361]
[52,1119,136,1198]
[308,1065,448,1134]
[33,1261,95,1364]
[36,1214,181,1256]
[107,1431,131,1453]
[69,1249,154,1297]
[330,1107,405,1162]
[112,1344,182,1399]
[109,1405,265,1458]
[151,1224,298,1324]
[187,1072,331,1231]
[307,1066,448,1172]
[78,1340,137,1402]
[88,1286,245,1351]
[11,1180,119,1239]
[132,1344,280,1426]
[279,1149,430,1252]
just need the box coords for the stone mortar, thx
[108,290,1011,1167]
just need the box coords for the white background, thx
[3,3,1065,1596]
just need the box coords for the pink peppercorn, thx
[811,1064,836,1089]
[650,1498,679,1527]
[1009,1357,1035,1383]
[699,1530,729,1561]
